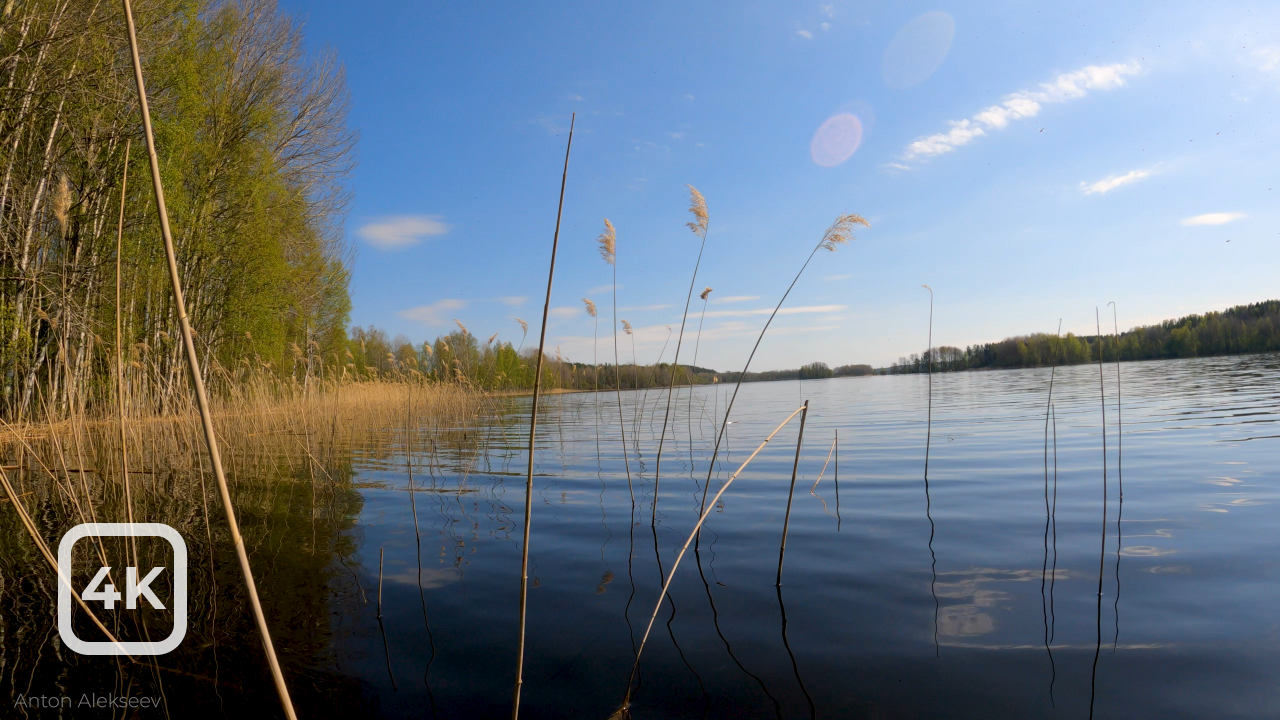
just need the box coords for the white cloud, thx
[702,304,846,319]
[1181,212,1245,226]
[684,93,695,101]
[619,304,671,311]
[819,4,834,18]
[1080,168,1151,195]
[586,284,616,295]
[398,299,466,325]
[824,274,853,281]
[821,22,831,31]
[549,306,580,318]
[569,94,584,101]
[797,29,813,39]
[881,162,912,171]
[670,131,685,139]
[357,215,448,250]
[709,295,759,304]
[1253,47,1280,72]
[497,296,527,306]
[901,62,1142,164]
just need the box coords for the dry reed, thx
[614,403,808,718]
[1089,307,1108,720]
[696,214,868,537]
[512,112,574,720]
[120,1,296,715]
[775,400,809,585]
[599,219,634,503]
[651,185,712,525]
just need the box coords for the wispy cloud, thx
[358,215,448,250]
[709,295,759,304]
[796,29,813,39]
[619,304,671,311]
[549,306,580,319]
[824,274,853,281]
[1181,212,1245,226]
[586,284,617,295]
[702,304,845,319]
[497,296,527,307]
[398,299,466,325]
[1254,47,1280,72]
[1080,168,1151,195]
[900,62,1142,165]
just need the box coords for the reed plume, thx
[512,113,575,720]
[454,319,470,336]
[53,174,71,237]
[700,287,712,301]
[621,319,632,334]
[696,213,869,537]
[652,185,712,525]
[598,219,634,503]
[583,298,597,318]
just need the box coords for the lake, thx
[3,353,1277,718]
[326,353,1280,718]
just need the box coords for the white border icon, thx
[57,523,188,655]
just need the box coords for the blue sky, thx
[281,0,1279,370]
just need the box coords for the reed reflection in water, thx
[2,354,1279,718]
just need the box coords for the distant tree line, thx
[887,300,1280,374]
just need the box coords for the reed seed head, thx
[454,319,469,336]
[582,298,597,318]
[53,174,71,236]
[422,344,433,356]
[819,213,869,252]
[597,218,617,265]
[622,319,633,335]
[686,185,708,237]
[516,318,528,335]
[700,287,712,301]
[487,331,499,345]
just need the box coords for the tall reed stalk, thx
[1088,307,1108,720]
[584,298,600,460]
[1108,301,1123,652]
[120,2,296,715]
[922,284,939,655]
[1040,319,1062,705]
[695,214,868,538]
[114,139,133,528]
[776,399,809,585]
[598,220,634,503]
[688,287,712,453]
[512,113,574,720]
[651,186,710,525]
[613,403,808,719]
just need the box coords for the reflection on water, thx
[3,354,1280,718]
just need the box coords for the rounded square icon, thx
[57,523,187,656]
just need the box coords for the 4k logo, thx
[57,523,187,656]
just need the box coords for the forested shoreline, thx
[887,300,1280,374]
[1,0,354,421]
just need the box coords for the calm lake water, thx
[3,354,1278,718]
[328,353,1280,718]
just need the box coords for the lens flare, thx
[810,113,863,167]
[882,11,955,89]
